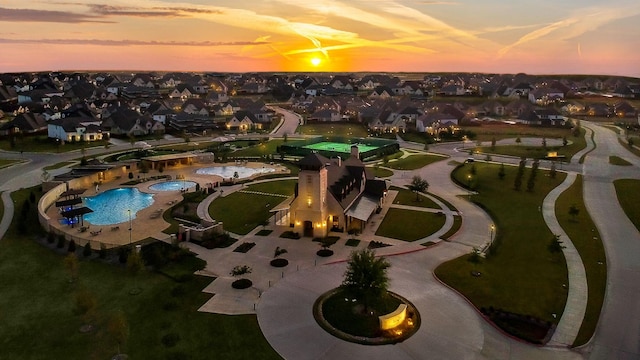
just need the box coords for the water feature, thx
[196,165,275,179]
[83,187,154,225]
[149,180,197,191]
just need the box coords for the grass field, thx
[231,139,285,157]
[555,175,606,347]
[1,187,280,360]
[461,124,576,142]
[391,187,439,209]
[435,163,568,330]
[375,208,445,241]
[609,156,632,166]
[614,179,640,232]
[385,154,447,170]
[297,122,369,137]
[473,128,587,161]
[0,136,109,153]
[43,161,76,170]
[367,166,394,178]
[209,180,296,234]
[0,159,22,169]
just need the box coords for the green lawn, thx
[473,128,587,161]
[391,187,439,209]
[609,155,632,166]
[375,208,445,241]
[460,124,577,142]
[614,179,640,232]
[367,166,394,178]
[297,122,369,137]
[555,175,606,347]
[231,139,285,157]
[1,188,280,360]
[0,136,109,153]
[210,191,285,235]
[245,179,297,196]
[43,161,76,170]
[385,154,447,170]
[435,163,568,330]
[0,159,22,169]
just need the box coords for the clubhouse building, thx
[273,145,388,238]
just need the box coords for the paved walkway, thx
[545,173,588,346]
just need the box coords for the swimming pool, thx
[83,187,154,225]
[149,180,197,191]
[196,165,275,179]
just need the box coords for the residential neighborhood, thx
[1,72,639,143]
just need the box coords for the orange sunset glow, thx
[0,0,639,76]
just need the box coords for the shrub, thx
[163,301,179,312]
[316,249,334,257]
[170,285,186,298]
[118,247,129,264]
[231,278,252,289]
[57,235,66,249]
[98,243,107,259]
[232,242,256,253]
[47,232,56,244]
[270,258,289,267]
[82,243,92,257]
[68,240,77,253]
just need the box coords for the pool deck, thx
[46,162,287,248]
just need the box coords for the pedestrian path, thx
[543,173,588,346]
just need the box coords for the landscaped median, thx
[556,175,606,347]
[435,162,569,344]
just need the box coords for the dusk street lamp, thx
[490,224,495,247]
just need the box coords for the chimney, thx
[350,145,359,159]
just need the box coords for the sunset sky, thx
[1,0,639,76]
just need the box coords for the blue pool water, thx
[149,181,197,191]
[83,187,154,225]
[196,165,275,179]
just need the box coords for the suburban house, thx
[226,110,259,131]
[47,117,108,142]
[273,146,388,238]
[308,109,341,122]
[0,112,47,135]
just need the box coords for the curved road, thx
[580,123,640,359]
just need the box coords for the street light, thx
[490,224,495,247]
[128,209,132,245]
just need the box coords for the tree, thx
[41,170,51,182]
[341,248,390,313]
[548,234,565,253]
[64,253,79,282]
[629,137,635,148]
[108,310,129,356]
[126,250,145,276]
[283,132,288,142]
[407,175,429,201]
[526,160,539,192]
[82,242,92,257]
[274,246,287,258]
[514,159,526,191]
[550,162,557,179]
[569,204,580,222]
[498,163,506,180]
[491,137,496,150]
[562,136,568,147]
[515,136,522,146]
[75,288,98,326]
[542,137,547,149]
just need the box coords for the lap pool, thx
[83,187,154,225]
[149,181,197,191]
[196,165,275,179]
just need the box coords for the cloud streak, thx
[498,4,640,57]
[0,38,269,47]
[0,7,112,23]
